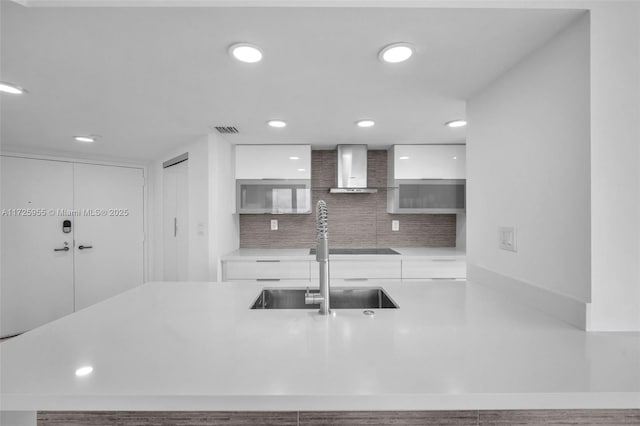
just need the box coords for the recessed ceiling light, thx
[229,43,263,63]
[356,120,375,128]
[267,120,287,128]
[297,168,306,172]
[399,156,410,160]
[445,120,467,128]
[453,156,457,160]
[75,366,93,377]
[379,43,414,63]
[0,81,25,95]
[74,136,96,143]
[289,156,300,160]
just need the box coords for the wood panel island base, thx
[34,409,640,425]
[1,282,639,426]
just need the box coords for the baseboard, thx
[467,264,587,329]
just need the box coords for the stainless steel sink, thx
[250,287,399,310]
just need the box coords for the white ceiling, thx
[0,2,583,161]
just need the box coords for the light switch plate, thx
[270,219,278,231]
[392,220,400,231]
[499,226,517,252]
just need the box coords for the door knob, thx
[78,245,93,250]
[53,246,70,252]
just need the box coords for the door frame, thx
[0,151,149,284]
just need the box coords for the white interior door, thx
[73,163,144,310]
[163,160,188,281]
[1,156,75,337]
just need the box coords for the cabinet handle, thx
[256,260,280,263]
[53,246,70,252]
[344,278,369,281]
[257,278,281,282]
[78,245,93,250]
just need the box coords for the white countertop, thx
[1,280,639,411]
[221,247,466,261]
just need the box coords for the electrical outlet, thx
[499,226,517,252]
[270,219,278,231]
[392,220,400,231]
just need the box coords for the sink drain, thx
[363,310,375,316]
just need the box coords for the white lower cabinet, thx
[222,260,310,282]
[221,256,466,284]
[402,258,466,280]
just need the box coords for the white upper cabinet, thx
[391,145,466,180]
[387,144,466,213]
[235,145,311,179]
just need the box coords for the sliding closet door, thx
[162,160,189,281]
[0,156,75,337]
[73,163,144,310]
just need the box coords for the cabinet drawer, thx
[223,260,310,280]
[310,260,401,280]
[402,258,466,279]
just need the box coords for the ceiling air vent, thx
[214,126,239,134]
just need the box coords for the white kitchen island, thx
[1,280,639,423]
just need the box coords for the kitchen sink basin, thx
[250,287,399,310]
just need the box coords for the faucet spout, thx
[310,200,330,314]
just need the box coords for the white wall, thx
[467,14,591,305]
[208,132,239,281]
[468,1,640,331]
[587,2,640,331]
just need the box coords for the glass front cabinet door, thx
[236,180,311,214]
[387,179,466,213]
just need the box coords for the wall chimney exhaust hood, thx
[329,145,378,194]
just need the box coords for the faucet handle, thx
[305,286,324,305]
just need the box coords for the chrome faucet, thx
[305,200,330,314]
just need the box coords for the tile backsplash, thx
[239,150,457,248]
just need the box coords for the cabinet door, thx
[163,160,189,281]
[235,145,311,179]
[237,180,311,214]
[391,180,466,213]
[393,145,466,179]
[73,164,144,310]
[1,157,75,337]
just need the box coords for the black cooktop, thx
[309,248,400,255]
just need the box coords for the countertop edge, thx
[3,392,639,412]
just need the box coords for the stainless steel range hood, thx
[329,145,378,193]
